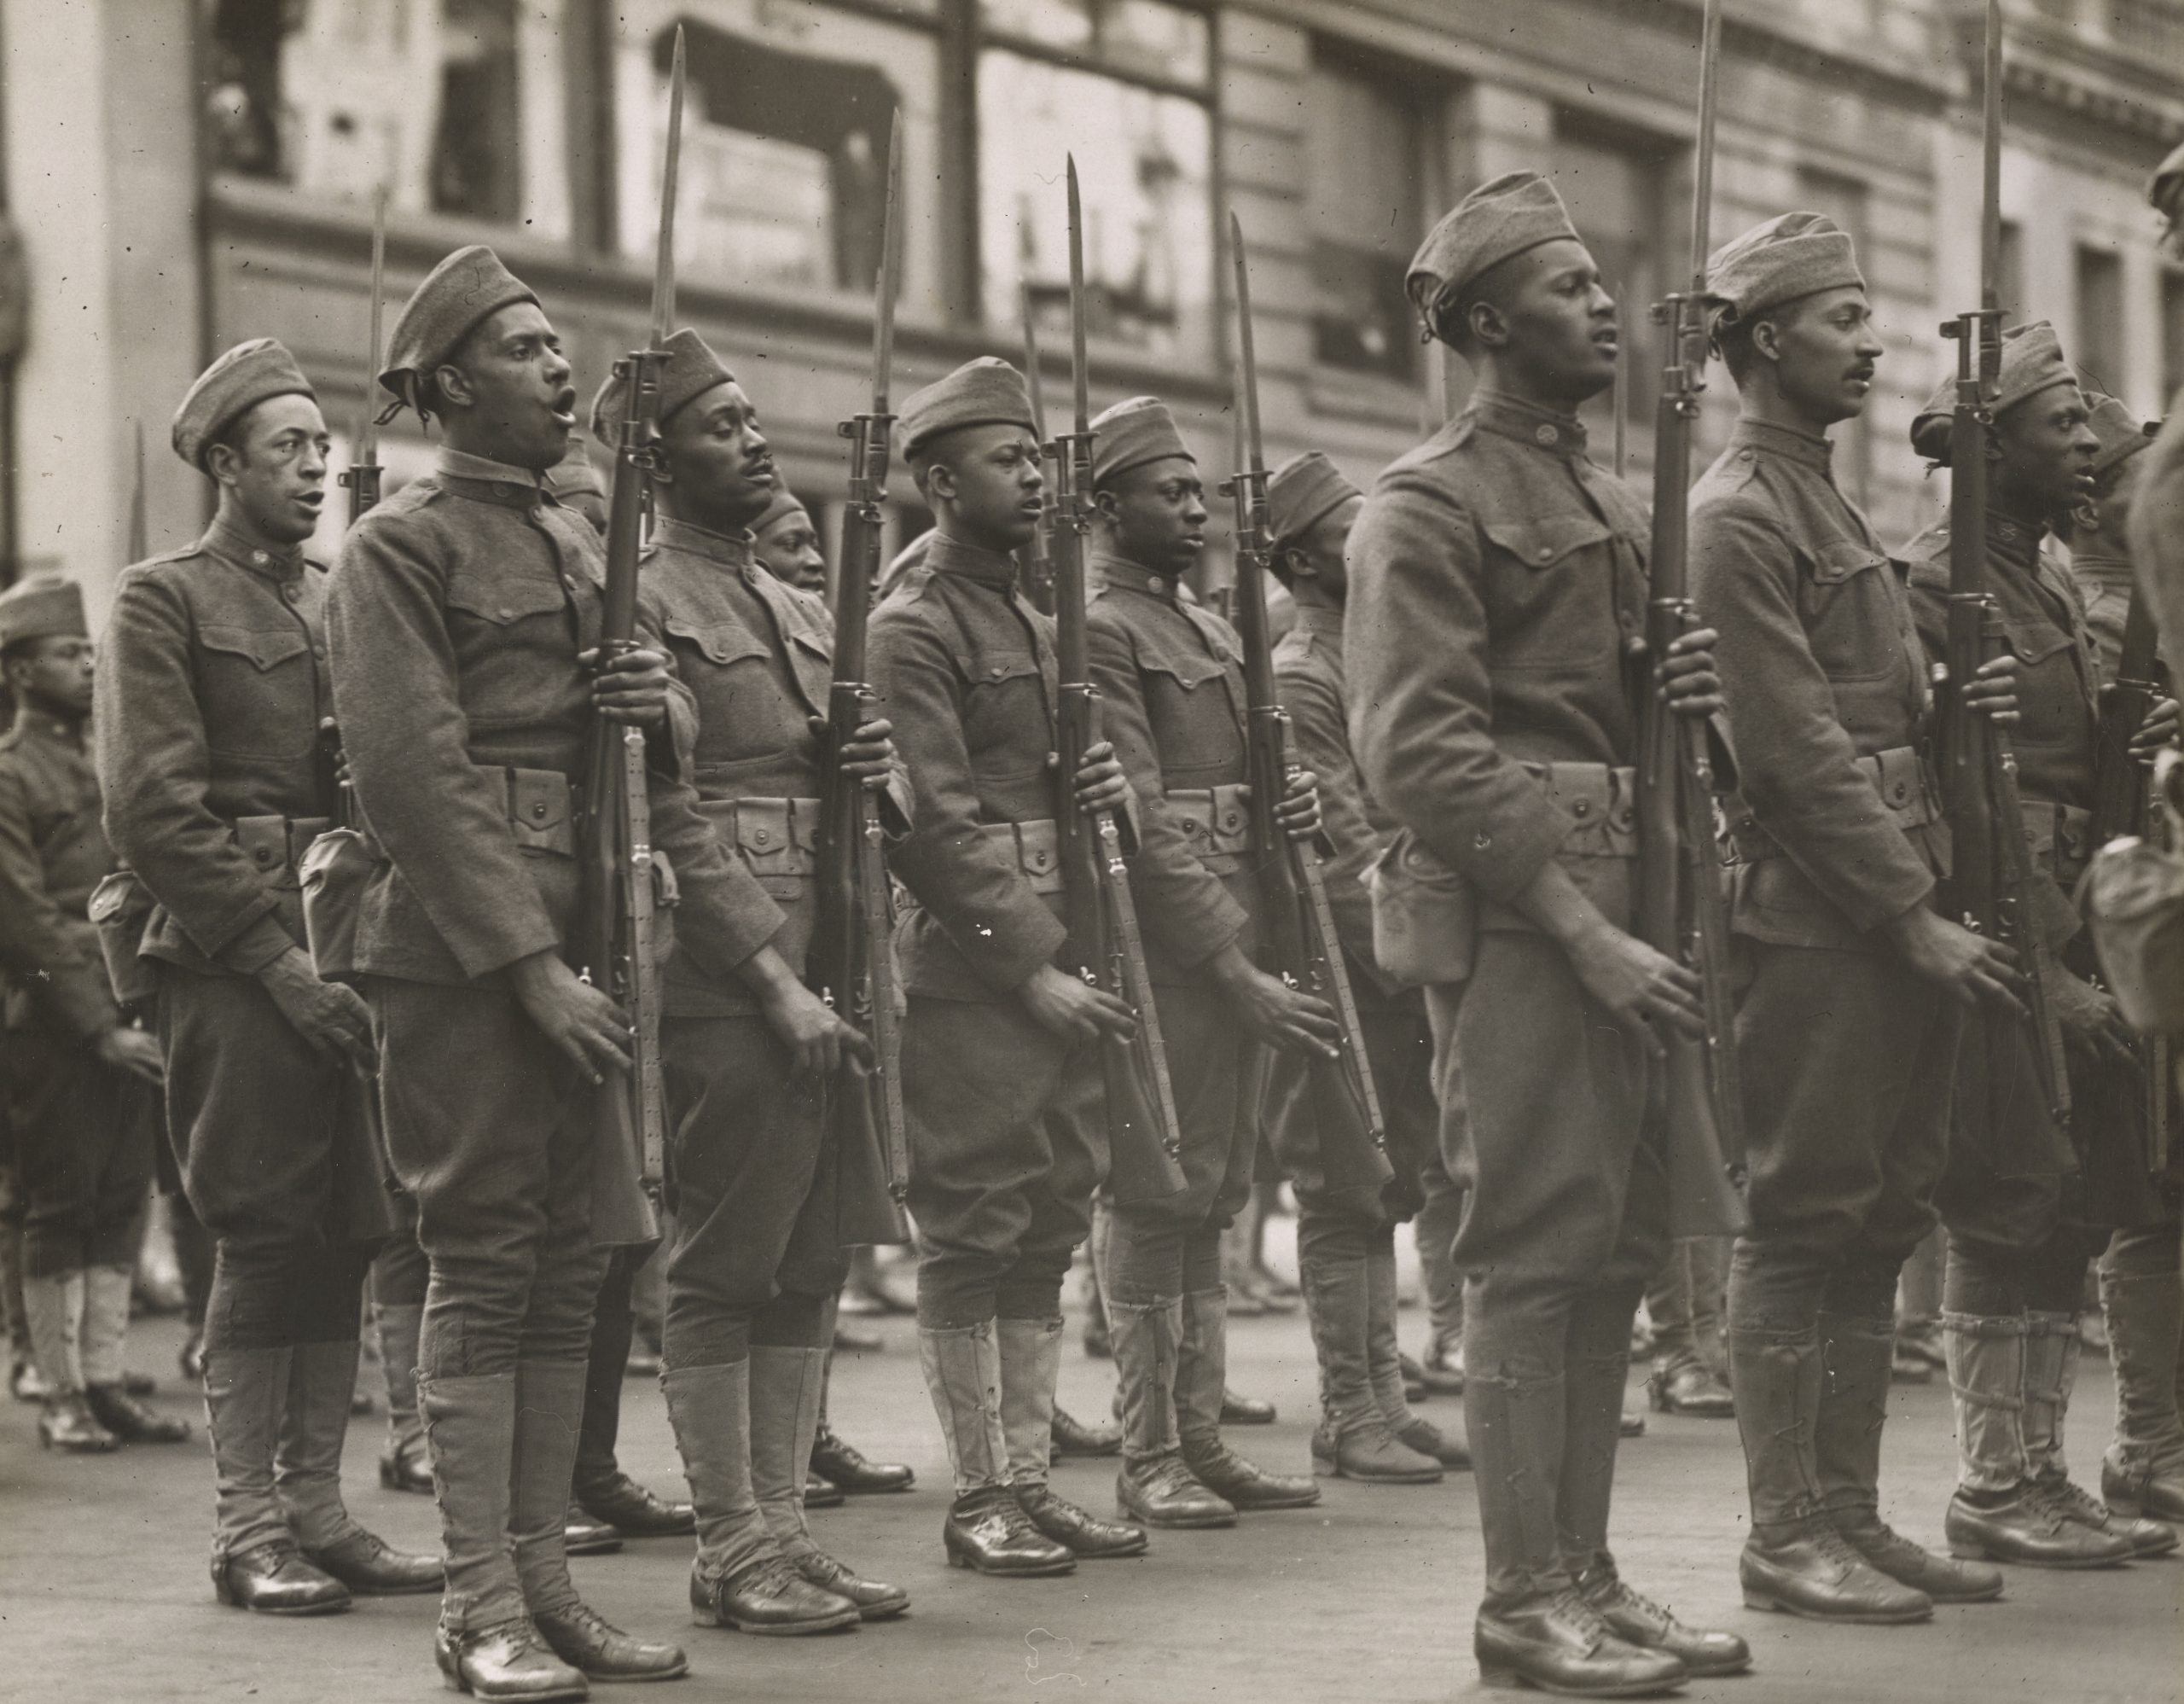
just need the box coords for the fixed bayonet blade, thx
[1229,213,1265,477]
[129,421,147,562]
[1687,0,1723,292]
[1066,156,1089,435]
[649,25,687,349]
[1980,0,2002,318]
[357,183,388,465]
[872,108,903,414]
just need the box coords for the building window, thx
[2075,244,2124,398]
[203,0,572,237]
[1549,112,1672,427]
[1307,46,1432,383]
[611,1,942,318]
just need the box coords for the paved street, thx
[3,1269,2181,1704]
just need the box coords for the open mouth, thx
[549,388,578,427]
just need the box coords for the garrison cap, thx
[1705,212,1865,323]
[1909,321,2079,464]
[0,573,88,649]
[1407,172,1582,337]
[2084,392,2159,479]
[1089,395,1193,490]
[898,358,1036,457]
[380,245,538,404]
[1267,451,1362,551]
[589,327,735,440]
[754,482,809,534]
[171,338,317,470]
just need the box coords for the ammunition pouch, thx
[1168,782,1257,875]
[2020,800,2094,888]
[700,795,820,901]
[492,766,577,858]
[1727,745,1936,863]
[979,817,1065,896]
[1527,760,1640,859]
[87,870,159,1008]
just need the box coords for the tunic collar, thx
[1728,416,1835,474]
[1984,507,2047,573]
[434,445,556,510]
[1091,553,1180,602]
[16,712,85,753]
[922,530,1020,590]
[201,514,307,582]
[1294,601,1345,642]
[1468,390,1588,458]
[653,515,757,573]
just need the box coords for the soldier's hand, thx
[2130,695,2180,759]
[1057,742,1130,819]
[2053,970,2135,1071]
[1239,770,1321,842]
[1881,904,2025,1017]
[1963,654,2020,724]
[1017,962,1136,1044]
[583,645,671,726]
[1209,945,1342,1058]
[1562,922,1705,1057]
[759,980,874,1080]
[95,1025,165,1087]
[836,716,897,789]
[506,950,630,1083]
[258,946,376,1069]
[1660,627,1722,718]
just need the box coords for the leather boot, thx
[752,1343,907,1619]
[1302,1236,1439,1485]
[26,1270,114,1451]
[511,1359,688,1680]
[1219,1387,1276,1425]
[38,1387,118,1452]
[1814,1313,2001,1602]
[1051,1404,1122,1457]
[809,1423,915,1492]
[1575,1554,1748,1678]
[665,1358,860,1635]
[577,1473,694,1538]
[1368,1240,1467,1470]
[804,1472,845,1509]
[2023,1310,2174,1559]
[80,1265,188,1441]
[1476,1585,1686,1696]
[999,1315,1146,1559]
[275,1337,442,1594]
[2099,1265,2184,1521]
[1176,1288,1318,1511]
[373,1301,433,1492]
[1646,1354,1734,1418]
[435,1618,590,1701]
[1112,1298,1234,1529]
[1730,1330,1930,1623]
[206,1344,351,1614]
[562,1506,623,1556]
[921,1321,1073,1575]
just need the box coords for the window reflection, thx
[1310,53,1426,381]
[979,0,1210,86]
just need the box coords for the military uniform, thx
[0,575,172,1453]
[102,341,431,1614]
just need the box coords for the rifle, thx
[1936,0,2069,1133]
[1054,156,1186,1205]
[1633,0,1747,1234]
[813,110,911,1247]
[1018,280,1058,615]
[1225,215,1391,1191]
[576,26,686,1228]
[324,185,389,829]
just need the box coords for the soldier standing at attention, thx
[1083,396,1334,1530]
[750,485,828,595]
[1902,325,2178,1570]
[866,358,1144,1578]
[589,328,909,1634]
[1346,173,1746,1695]
[1688,214,2024,1619]
[1258,451,1463,1486]
[328,247,855,1699]
[0,574,181,1452]
[101,340,439,1614]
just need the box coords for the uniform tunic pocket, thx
[1797,543,1899,683]
[1479,515,1618,670]
[196,624,317,759]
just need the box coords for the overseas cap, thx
[754,483,809,533]
[2084,392,2159,479]
[171,338,317,469]
[380,245,538,404]
[1406,172,1582,338]
[1705,212,1866,323]
[1089,395,1193,490]
[1909,321,2079,464]
[1267,451,1362,551]
[898,358,1036,457]
[589,327,735,440]
[0,573,88,649]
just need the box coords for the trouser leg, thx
[573,1244,641,1500]
[2100,1224,2184,1517]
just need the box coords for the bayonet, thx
[341,184,389,525]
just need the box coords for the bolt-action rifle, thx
[1225,216,1390,1190]
[1634,0,1747,1233]
[814,109,911,1245]
[1053,157,1186,1205]
[1019,279,1058,615]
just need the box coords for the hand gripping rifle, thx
[1054,156,1186,1205]
[814,110,911,1246]
[1226,215,1390,1190]
[1937,0,2069,1133]
[577,26,687,1225]
[1634,0,1747,1233]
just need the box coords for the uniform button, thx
[1536,547,1554,564]
[251,550,270,565]
[1535,425,1558,446]
[531,803,549,820]
[282,582,300,602]
[1473,832,1491,850]
[990,666,1006,678]
[753,829,771,846]
[1572,800,1591,817]
[498,608,514,620]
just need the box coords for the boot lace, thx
[2033,1475,2116,1529]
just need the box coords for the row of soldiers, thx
[3,141,2183,1704]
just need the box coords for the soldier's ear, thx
[432,360,476,414]
[1092,487,1121,525]
[1750,316,1785,367]
[1465,297,1508,352]
[924,458,958,504]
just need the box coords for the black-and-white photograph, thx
[3,1,2182,1699]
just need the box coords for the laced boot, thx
[2098,1265,2184,1521]
[1476,1584,1686,1696]
[807,1301,913,1492]
[79,1265,189,1442]
[271,1337,440,1593]
[206,1344,350,1614]
[1218,1387,1276,1425]
[1647,1352,1734,1417]
[38,1387,118,1452]
[373,1301,433,1492]
[1367,1236,1467,1470]
[752,1341,909,1619]
[920,1320,1072,1575]
[1812,1312,1999,1602]
[435,1618,588,1701]
[2023,1310,2175,1559]
[1111,1298,1234,1529]
[24,1271,113,1452]
[1302,1237,1438,1485]
[577,1473,694,1538]
[1730,1330,1930,1622]
[1051,1404,1121,1457]
[1176,1288,1317,1511]
[998,1316,1146,1558]
[1575,1554,1749,1678]
[533,1602,692,1679]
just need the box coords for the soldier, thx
[587,328,909,1633]
[327,247,860,1698]
[2132,147,2184,658]
[1257,451,1462,1486]
[1901,325,2178,1569]
[866,357,1144,1577]
[750,485,828,595]
[1347,173,1746,1694]
[1688,213,2029,1619]
[1082,395,1333,1530]
[0,573,181,1451]
[101,340,439,1614]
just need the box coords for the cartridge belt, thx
[1727,745,1935,864]
[979,818,1065,895]
[1168,782,1257,875]
[2020,800,2094,886]
[1523,761,1640,859]
[478,765,580,858]
[235,814,334,884]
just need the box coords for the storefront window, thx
[202,0,572,237]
